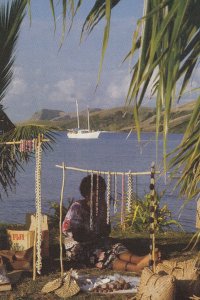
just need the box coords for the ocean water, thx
[0,131,196,232]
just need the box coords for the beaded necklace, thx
[114,173,118,214]
[121,173,125,231]
[90,172,94,230]
[106,172,111,224]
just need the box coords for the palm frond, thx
[38,0,83,44]
[0,0,26,102]
[0,124,57,198]
[125,0,200,199]
[81,0,120,37]
[5,124,58,151]
[0,0,27,198]
[26,0,200,200]
[81,0,120,83]
[169,97,200,199]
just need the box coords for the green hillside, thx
[18,101,195,133]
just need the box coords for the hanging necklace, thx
[121,173,125,230]
[114,173,118,214]
[35,138,42,274]
[127,171,133,213]
[106,172,111,224]
[90,172,94,230]
[96,172,99,217]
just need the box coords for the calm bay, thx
[0,132,196,232]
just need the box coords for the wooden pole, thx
[0,138,49,145]
[121,173,125,231]
[196,197,200,229]
[55,164,160,176]
[149,162,156,272]
[59,162,66,277]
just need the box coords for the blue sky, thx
[4,1,198,122]
[3,1,143,121]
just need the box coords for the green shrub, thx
[112,192,182,235]
[48,199,74,229]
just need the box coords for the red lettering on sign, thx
[12,234,25,241]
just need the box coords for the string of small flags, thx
[0,137,49,153]
[19,139,36,152]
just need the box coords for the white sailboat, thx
[67,101,101,139]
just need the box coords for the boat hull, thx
[67,131,101,139]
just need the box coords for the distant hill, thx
[20,101,195,133]
[31,109,66,121]
[30,108,102,121]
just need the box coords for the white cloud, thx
[107,74,130,100]
[6,66,27,98]
[48,78,77,105]
[55,79,75,95]
[13,66,24,76]
[10,78,27,95]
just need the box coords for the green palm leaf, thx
[169,97,200,199]
[23,0,200,199]
[0,124,57,198]
[81,0,120,83]
[0,1,58,198]
[40,0,83,44]
[0,0,27,197]
[124,0,200,198]
[0,0,26,102]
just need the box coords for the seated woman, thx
[62,174,160,272]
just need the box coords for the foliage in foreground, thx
[38,0,200,200]
[0,0,26,197]
[112,193,182,235]
[0,1,57,198]
[0,125,57,198]
[48,192,182,236]
[48,199,74,229]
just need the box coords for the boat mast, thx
[76,100,80,129]
[87,106,90,132]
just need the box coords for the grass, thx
[0,226,199,299]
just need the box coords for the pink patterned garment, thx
[62,199,127,269]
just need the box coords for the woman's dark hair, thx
[80,174,106,197]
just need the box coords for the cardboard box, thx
[7,214,49,257]
[29,214,48,231]
[7,230,35,251]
